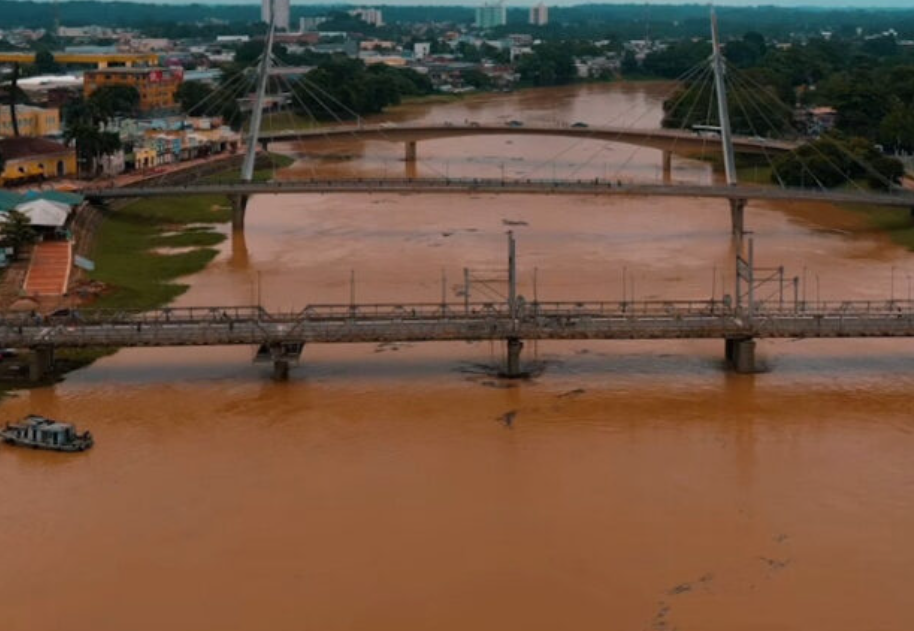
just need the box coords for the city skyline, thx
[12,0,914,7]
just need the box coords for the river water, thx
[2,83,914,631]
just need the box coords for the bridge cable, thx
[722,67,828,190]
[725,66,855,193]
[516,58,713,181]
[605,64,716,184]
[726,62,892,193]
[722,70,788,188]
[271,54,450,179]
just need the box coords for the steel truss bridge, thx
[9,299,914,381]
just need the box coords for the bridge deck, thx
[82,178,914,209]
[258,123,799,156]
[5,301,914,349]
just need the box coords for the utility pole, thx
[8,63,20,137]
[507,231,517,318]
[710,8,745,238]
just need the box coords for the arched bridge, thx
[259,123,800,164]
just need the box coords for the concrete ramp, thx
[24,241,72,296]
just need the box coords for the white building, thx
[529,3,549,26]
[262,0,291,31]
[349,8,384,27]
[414,42,432,60]
[476,1,507,29]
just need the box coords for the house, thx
[0,105,62,138]
[0,137,77,186]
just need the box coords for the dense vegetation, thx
[290,57,433,121]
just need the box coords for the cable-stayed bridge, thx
[15,8,913,383]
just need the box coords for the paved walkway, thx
[24,241,72,296]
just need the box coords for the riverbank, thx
[87,153,294,311]
[737,164,914,251]
[0,153,295,389]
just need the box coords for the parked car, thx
[506,120,524,127]
[571,121,589,128]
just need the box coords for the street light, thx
[891,265,896,302]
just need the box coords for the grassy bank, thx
[736,164,914,250]
[88,153,294,311]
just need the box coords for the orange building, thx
[83,67,183,112]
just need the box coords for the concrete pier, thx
[230,195,247,230]
[273,360,290,381]
[729,198,746,237]
[725,338,756,374]
[405,141,417,163]
[28,346,54,383]
[662,150,672,182]
[503,338,524,378]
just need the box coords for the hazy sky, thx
[87,0,914,7]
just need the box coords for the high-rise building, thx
[529,3,549,26]
[349,8,384,27]
[262,0,291,31]
[475,1,507,29]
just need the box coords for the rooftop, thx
[0,137,72,160]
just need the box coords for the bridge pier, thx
[230,194,248,231]
[729,198,746,238]
[28,346,55,383]
[725,337,756,374]
[662,150,672,182]
[273,359,290,381]
[502,338,525,378]
[405,141,417,163]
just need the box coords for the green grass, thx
[843,201,914,251]
[736,163,914,250]
[86,156,293,311]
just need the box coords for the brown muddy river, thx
[2,83,914,631]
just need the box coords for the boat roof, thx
[19,415,74,431]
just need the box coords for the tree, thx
[61,96,123,177]
[88,85,140,119]
[460,68,493,90]
[642,40,712,79]
[879,100,914,153]
[621,50,639,76]
[0,210,37,259]
[33,49,60,74]
[662,76,795,136]
[176,80,215,115]
[291,57,432,121]
[516,43,576,87]
[771,134,904,190]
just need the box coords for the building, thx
[349,8,384,27]
[414,42,432,60]
[476,1,507,29]
[0,137,77,185]
[529,3,549,26]
[262,0,291,31]
[0,105,61,138]
[84,67,183,113]
[299,17,328,32]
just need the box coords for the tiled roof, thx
[0,137,72,160]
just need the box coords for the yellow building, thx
[0,137,78,185]
[84,67,183,112]
[0,106,61,138]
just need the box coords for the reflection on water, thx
[1,83,913,631]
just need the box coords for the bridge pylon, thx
[235,4,277,231]
[710,8,747,242]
